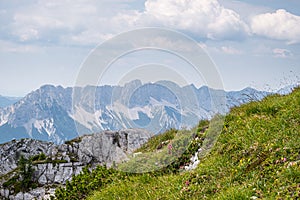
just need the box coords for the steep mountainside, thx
[61,87,299,200]
[0,81,270,144]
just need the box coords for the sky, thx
[0,0,300,96]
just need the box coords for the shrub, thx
[52,165,127,200]
[31,153,47,161]
[18,155,35,192]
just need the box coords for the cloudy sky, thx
[0,0,300,96]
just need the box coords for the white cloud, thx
[5,0,300,47]
[0,40,43,53]
[221,46,242,55]
[5,0,251,46]
[202,45,242,55]
[251,9,300,44]
[273,48,292,58]
[142,0,249,40]
[9,0,117,44]
[70,31,114,45]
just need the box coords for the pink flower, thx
[185,180,190,186]
[168,142,173,154]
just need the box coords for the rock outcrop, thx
[0,129,153,199]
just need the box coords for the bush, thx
[3,154,40,194]
[31,153,47,161]
[52,165,127,200]
[18,155,35,192]
[2,175,18,188]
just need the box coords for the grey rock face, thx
[76,129,152,167]
[2,187,55,200]
[0,129,152,199]
[34,162,84,185]
[0,139,55,176]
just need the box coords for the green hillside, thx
[54,87,300,200]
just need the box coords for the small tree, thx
[18,155,34,192]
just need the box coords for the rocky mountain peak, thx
[0,81,273,144]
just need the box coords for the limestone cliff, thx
[0,129,152,200]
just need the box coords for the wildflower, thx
[185,180,190,186]
[168,142,173,155]
[287,161,298,167]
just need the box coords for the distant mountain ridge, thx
[0,95,22,108]
[0,80,292,144]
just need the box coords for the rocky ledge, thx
[0,129,153,200]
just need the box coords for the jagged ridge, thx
[0,80,271,144]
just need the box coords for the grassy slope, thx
[86,88,300,199]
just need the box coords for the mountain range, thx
[0,95,21,108]
[0,80,275,144]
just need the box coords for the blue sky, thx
[0,0,299,96]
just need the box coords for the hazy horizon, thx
[1,79,299,99]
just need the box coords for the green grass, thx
[116,120,210,173]
[117,129,194,173]
[134,128,178,153]
[56,87,300,200]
